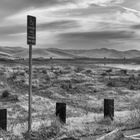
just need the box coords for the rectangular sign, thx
[27,15,36,45]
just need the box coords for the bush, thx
[106,69,112,73]
[42,69,47,74]
[101,72,107,77]
[61,83,72,91]
[107,81,115,87]
[12,73,16,80]
[120,69,127,75]
[93,89,97,93]
[129,75,135,81]
[75,67,83,73]
[85,69,92,74]
[1,90,10,98]
[45,75,50,81]
[23,116,62,140]
[129,85,135,90]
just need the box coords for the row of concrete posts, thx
[0,99,114,130]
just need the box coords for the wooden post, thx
[0,109,7,131]
[56,103,66,123]
[104,99,114,120]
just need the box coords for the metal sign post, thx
[27,15,36,138]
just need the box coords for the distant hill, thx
[13,48,76,59]
[63,48,140,59]
[0,46,140,59]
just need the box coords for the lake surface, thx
[97,64,140,70]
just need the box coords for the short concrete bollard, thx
[56,103,66,124]
[0,109,7,131]
[104,99,114,120]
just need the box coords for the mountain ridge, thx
[0,46,140,59]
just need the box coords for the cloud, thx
[59,30,135,40]
[0,0,140,50]
[0,0,66,13]
[0,20,79,36]
[115,6,140,24]
[0,0,77,22]
[70,0,124,8]
[53,30,137,50]
[0,25,25,35]
[131,24,140,29]
[121,0,140,11]
[38,20,79,31]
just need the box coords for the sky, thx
[0,0,140,50]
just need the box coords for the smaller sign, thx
[27,15,36,45]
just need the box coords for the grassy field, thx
[0,59,140,139]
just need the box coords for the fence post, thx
[56,103,66,124]
[104,99,114,120]
[0,109,7,131]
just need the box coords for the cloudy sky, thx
[0,0,140,50]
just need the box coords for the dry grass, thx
[0,63,140,139]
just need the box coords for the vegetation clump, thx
[1,90,10,98]
[85,69,92,74]
[101,72,107,77]
[105,69,112,73]
[107,81,115,87]
[74,67,83,73]
[61,82,72,91]
[129,85,135,90]
[120,69,127,75]
[42,69,47,74]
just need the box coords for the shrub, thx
[85,69,92,74]
[93,89,97,93]
[19,71,25,76]
[45,75,50,81]
[61,83,72,91]
[25,69,29,74]
[129,75,135,81]
[51,66,54,71]
[97,117,112,125]
[12,73,16,80]
[101,72,107,77]
[129,85,135,90]
[120,69,127,75]
[42,69,47,74]
[71,78,84,84]
[1,90,10,98]
[75,67,83,73]
[107,81,115,87]
[23,116,62,140]
[106,69,112,73]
